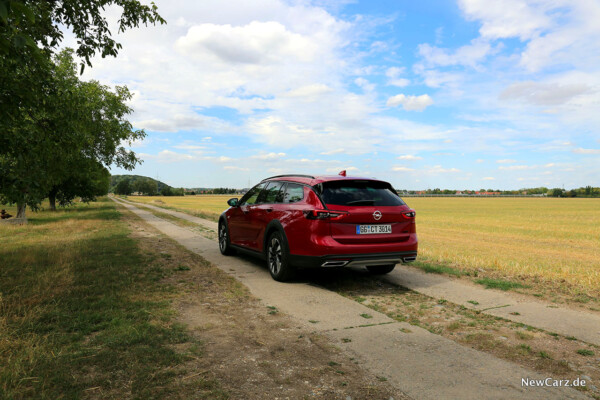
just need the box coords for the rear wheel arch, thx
[263,220,288,256]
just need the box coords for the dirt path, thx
[120,197,600,347]
[113,197,591,400]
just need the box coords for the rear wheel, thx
[267,231,294,282]
[366,264,395,274]
[218,221,235,255]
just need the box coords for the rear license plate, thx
[356,225,392,234]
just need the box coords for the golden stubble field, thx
[126,195,600,297]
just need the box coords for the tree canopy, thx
[0,1,164,217]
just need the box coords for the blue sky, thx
[71,0,600,189]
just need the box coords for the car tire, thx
[218,220,235,255]
[366,264,396,274]
[266,231,294,282]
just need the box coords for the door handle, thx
[265,208,273,213]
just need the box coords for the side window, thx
[282,183,304,203]
[275,183,286,203]
[258,181,284,204]
[240,183,266,206]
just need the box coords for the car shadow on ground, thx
[229,249,410,297]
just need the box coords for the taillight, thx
[403,210,416,218]
[304,209,348,220]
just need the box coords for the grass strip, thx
[475,278,530,291]
[0,198,225,399]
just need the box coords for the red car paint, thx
[219,174,418,281]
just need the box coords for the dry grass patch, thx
[0,199,224,399]
[124,194,230,222]
[308,268,600,397]
[404,197,600,305]
[119,203,408,400]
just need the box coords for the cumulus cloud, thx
[140,150,195,163]
[386,94,434,111]
[498,165,535,171]
[427,165,460,173]
[251,152,286,160]
[385,67,410,87]
[458,0,552,40]
[418,37,497,69]
[482,177,495,180]
[499,81,590,106]
[392,166,415,172]
[496,159,516,164]
[175,21,318,65]
[572,148,600,154]
[397,155,422,160]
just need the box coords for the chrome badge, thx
[373,210,382,220]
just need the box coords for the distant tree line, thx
[397,186,600,197]
[210,188,237,194]
[112,176,185,196]
[548,186,600,198]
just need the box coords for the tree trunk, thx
[49,188,57,211]
[16,202,26,219]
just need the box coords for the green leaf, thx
[13,34,26,48]
[10,1,35,23]
[0,1,8,23]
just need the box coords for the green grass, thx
[576,349,595,356]
[0,198,225,399]
[414,261,465,276]
[475,278,530,291]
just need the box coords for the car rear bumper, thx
[289,251,417,269]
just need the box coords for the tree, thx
[50,161,111,209]
[134,178,158,196]
[114,180,132,196]
[0,1,164,217]
[0,49,145,217]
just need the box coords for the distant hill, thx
[110,175,172,193]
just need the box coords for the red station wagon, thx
[218,172,418,281]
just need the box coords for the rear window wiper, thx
[346,200,376,205]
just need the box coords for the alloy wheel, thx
[268,238,282,275]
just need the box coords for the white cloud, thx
[224,166,249,171]
[572,148,600,154]
[500,81,590,106]
[482,177,495,180]
[427,165,460,174]
[418,37,497,69]
[498,165,535,171]
[496,159,516,164]
[175,21,318,65]
[173,143,206,151]
[251,152,286,160]
[392,166,415,172]
[285,84,334,98]
[385,67,410,87]
[458,0,552,40]
[354,78,375,91]
[141,150,195,163]
[397,155,422,160]
[386,94,434,111]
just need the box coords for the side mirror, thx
[227,198,239,207]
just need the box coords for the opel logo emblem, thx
[373,210,382,220]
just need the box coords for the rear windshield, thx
[316,180,405,206]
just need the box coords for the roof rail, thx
[262,174,316,181]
